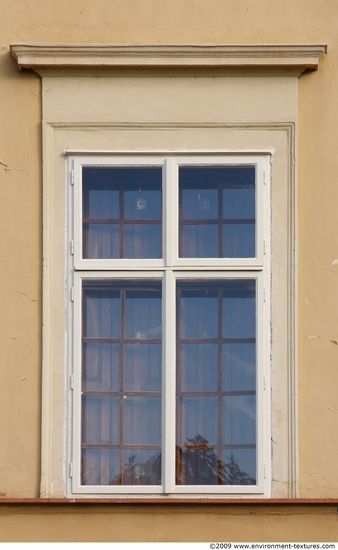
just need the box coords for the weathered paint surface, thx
[1,0,338,540]
[1,504,338,542]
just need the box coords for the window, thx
[69,154,270,495]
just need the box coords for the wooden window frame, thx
[69,152,270,496]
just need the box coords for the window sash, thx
[70,152,269,496]
[73,155,266,270]
[71,271,266,495]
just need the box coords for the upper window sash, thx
[71,154,268,270]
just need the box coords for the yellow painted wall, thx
[0,504,338,542]
[1,0,338,540]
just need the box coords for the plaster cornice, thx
[10,43,327,73]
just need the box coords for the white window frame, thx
[68,152,271,496]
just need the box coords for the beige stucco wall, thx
[1,0,338,540]
[0,503,337,542]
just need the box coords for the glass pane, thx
[176,279,257,486]
[223,283,256,339]
[81,280,162,487]
[179,396,217,446]
[177,446,220,485]
[83,343,120,391]
[181,224,218,258]
[83,168,120,219]
[222,448,256,485]
[123,450,161,485]
[124,224,161,259]
[222,395,256,445]
[223,186,255,220]
[179,165,256,259]
[124,185,161,220]
[83,289,120,338]
[181,186,218,220]
[85,187,119,220]
[222,343,256,392]
[179,289,218,339]
[180,343,217,392]
[82,166,162,260]
[83,223,119,259]
[82,396,119,445]
[125,289,162,339]
[124,396,161,445]
[82,448,119,485]
[125,343,161,392]
[223,223,255,258]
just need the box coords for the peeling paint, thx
[332,259,338,266]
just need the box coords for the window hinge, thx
[70,240,74,255]
[263,287,266,302]
[70,287,74,302]
[263,375,266,391]
[263,170,267,185]
[69,374,74,390]
[70,163,74,185]
[69,463,73,478]
[263,240,267,255]
[264,464,267,479]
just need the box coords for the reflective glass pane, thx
[222,343,256,392]
[125,343,161,392]
[179,165,256,259]
[222,395,256,445]
[181,187,218,220]
[179,396,217,445]
[223,284,256,339]
[223,223,255,258]
[223,223,256,258]
[179,289,218,339]
[83,223,119,259]
[181,224,218,258]
[124,186,161,220]
[82,448,119,485]
[223,186,255,219]
[82,166,162,259]
[124,396,161,445]
[83,343,120,391]
[123,450,161,485]
[180,343,217,392]
[83,168,120,219]
[82,396,119,445]
[83,289,120,338]
[177,446,220,485]
[125,289,161,339]
[124,224,161,258]
[222,448,256,485]
[85,188,119,220]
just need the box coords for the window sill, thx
[1,497,338,505]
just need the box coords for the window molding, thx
[9,43,319,499]
[69,152,271,496]
[48,123,297,500]
[10,43,326,73]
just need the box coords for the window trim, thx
[69,152,271,496]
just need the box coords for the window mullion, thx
[165,158,177,267]
[163,269,175,493]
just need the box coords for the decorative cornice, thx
[10,43,327,73]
